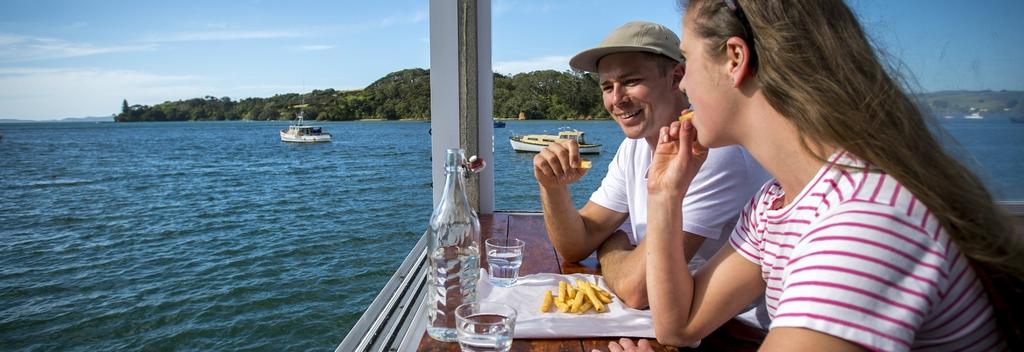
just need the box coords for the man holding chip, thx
[532,21,770,330]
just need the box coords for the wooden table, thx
[415,213,764,352]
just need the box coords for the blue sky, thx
[1,0,1022,120]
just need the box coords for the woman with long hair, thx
[612,0,1023,351]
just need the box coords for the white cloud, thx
[293,44,335,51]
[0,33,155,62]
[0,67,210,119]
[0,34,27,46]
[493,55,572,74]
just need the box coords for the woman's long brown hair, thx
[682,0,1023,346]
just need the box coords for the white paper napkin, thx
[477,269,655,339]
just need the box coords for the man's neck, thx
[644,101,688,149]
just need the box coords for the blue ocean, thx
[0,117,1020,351]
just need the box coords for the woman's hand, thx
[646,116,709,198]
[600,338,655,352]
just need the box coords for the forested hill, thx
[114,67,1023,123]
[915,90,1023,116]
[115,69,607,122]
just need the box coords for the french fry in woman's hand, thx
[679,110,695,122]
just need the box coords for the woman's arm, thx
[645,231,766,347]
[644,121,767,347]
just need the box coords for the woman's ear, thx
[724,37,752,88]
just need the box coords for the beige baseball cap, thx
[569,21,683,73]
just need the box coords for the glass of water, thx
[455,302,517,352]
[485,238,525,287]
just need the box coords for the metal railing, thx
[336,231,430,352]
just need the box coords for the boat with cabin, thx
[509,129,601,154]
[280,105,331,143]
[964,111,984,119]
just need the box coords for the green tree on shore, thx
[115,69,1019,122]
[114,68,609,122]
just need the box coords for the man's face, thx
[597,52,681,143]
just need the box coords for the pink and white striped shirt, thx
[729,151,1005,351]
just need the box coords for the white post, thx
[429,0,494,214]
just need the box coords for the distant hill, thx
[60,116,113,122]
[0,116,112,123]
[112,67,1023,123]
[114,68,606,122]
[915,90,1023,116]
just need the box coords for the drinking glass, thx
[485,238,525,287]
[455,302,517,352]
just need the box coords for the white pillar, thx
[429,0,494,214]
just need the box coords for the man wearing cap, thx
[533,21,770,329]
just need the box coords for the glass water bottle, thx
[425,148,481,342]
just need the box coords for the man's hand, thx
[598,229,707,309]
[534,139,588,187]
[598,231,648,309]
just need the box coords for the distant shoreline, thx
[0,117,113,123]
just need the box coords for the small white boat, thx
[509,129,601,154]
[280,107,331,143]
[963,112,983,120]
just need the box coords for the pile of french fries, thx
[539,278,613,314]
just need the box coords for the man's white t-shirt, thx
[589,137,772,329]
[590,138,770,269]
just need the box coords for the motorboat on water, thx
[509,129,601,154]
[280,106,331,143]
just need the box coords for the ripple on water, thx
[0,120,634,351]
